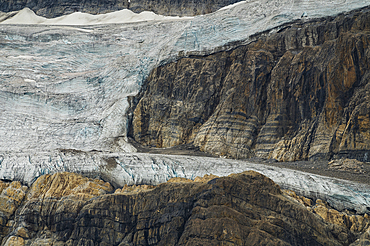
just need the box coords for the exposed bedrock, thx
[0,0,242,18]
[130,7,370,162]
[2,171,370,246]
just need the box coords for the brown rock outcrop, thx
[130,6,370,162]
[0,172,113,246]
[26,172,113,200]
[1,171,366,245]
[284,190,370,235]
[0,181,28,244]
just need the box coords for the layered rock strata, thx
[130,6,370,162]
[0,0,242,18]
[1,171,369,245]
[285,190,370,234]
[0,172,113,245]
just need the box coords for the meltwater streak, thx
[0,0,369,212]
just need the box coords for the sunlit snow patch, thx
[0,7,193,25]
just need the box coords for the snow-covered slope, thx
[1,7,192,25]
[0,0,369,212]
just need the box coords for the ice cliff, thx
[0,0,370,213]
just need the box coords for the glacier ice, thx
[0,0,368,153]
[0,151,369,214]
[0,0,369,212]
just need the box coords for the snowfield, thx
[1,7,192,25]
[0,0,369,212]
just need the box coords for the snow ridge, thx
[0,7,192,25]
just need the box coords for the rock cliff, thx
[1,171,369,246]
[0,0,242,18]
[130,6,370,162]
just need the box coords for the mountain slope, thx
[130,6,370,162]
[1,171,368,246]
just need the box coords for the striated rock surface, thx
[25,172,113,200]
[2,171,369,245]
[0,181,28,244]
[0,0,242,18]
[328,158,367,173]
[285,190,370,246]
[0,172,113,246]
[285,190,370,235]
[130,6,370,162]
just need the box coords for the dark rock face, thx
[130,7,370,161]
[1,171,364,246]
[0,0,242,18]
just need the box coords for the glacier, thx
[1,151,370,214]
[0,0,370,213]
[1,0,369,153]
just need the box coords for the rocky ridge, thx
[130,6,370,162]
[0,0,242,18]
[0,171,369,246]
